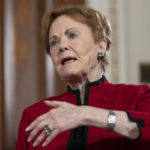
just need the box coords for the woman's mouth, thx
[61,57,77,65]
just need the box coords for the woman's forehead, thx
[51,15,85,28]
[49,15,91,35]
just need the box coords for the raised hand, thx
[25,100,85,147]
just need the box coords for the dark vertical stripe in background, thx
[0,0,5,149]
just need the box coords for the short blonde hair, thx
[42,5,112,72]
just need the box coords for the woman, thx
[16,6,150,150]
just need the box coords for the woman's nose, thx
[58,39,69,52]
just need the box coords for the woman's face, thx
[49,15,101,81]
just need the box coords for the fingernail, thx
[27,137,31,142]
[42,143,46,147]
[33,142,37,147]
[25,127,30,131]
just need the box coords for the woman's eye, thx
[50,40,57,47]
[69,33,78,39]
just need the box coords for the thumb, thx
[44,100,61,108]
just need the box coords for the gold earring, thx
[97,52,104,61]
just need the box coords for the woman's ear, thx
[98,38,107,53]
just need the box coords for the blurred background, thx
[0,0,150,149]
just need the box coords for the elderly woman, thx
[16,6,150,150]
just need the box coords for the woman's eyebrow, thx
[49,28,77,40]
[65,28,76,35]
[49,35,57,41]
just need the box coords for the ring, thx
[44,126,51,136]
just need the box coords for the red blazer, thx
[16,76,150,150]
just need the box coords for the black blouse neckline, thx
[67,75,106,150]
[67,75,106,94]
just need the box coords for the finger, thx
[42,130,58,147]
[27,120,49,142]
[27,127,40,142]
[26,113,48,131]
[44,100,63,107]
[32,130,48,147]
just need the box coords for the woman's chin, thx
[58,70,82,82]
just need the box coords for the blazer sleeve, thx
[126,84,150,142]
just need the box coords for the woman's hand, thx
[25,100,139,147]
[25,101,85,147]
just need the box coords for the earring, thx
[97,52,104,61]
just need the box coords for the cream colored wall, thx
[87,0,150,84]
[125,0,150,84]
